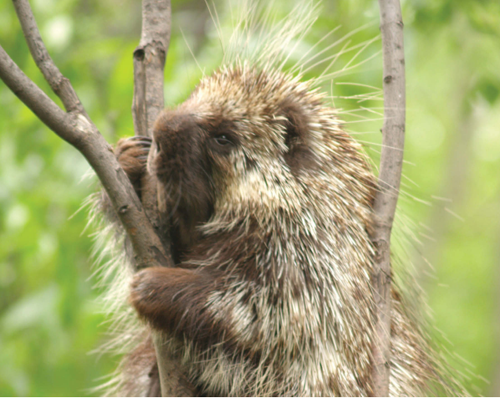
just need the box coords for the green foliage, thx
[1,0,499,395]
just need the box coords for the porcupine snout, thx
[152,111,206,183]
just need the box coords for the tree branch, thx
[133,0,171,238]
[131,1,197,396]
[0,45,78,145]
[371,0,406,395]
[0,44,169,270]
[133,0,171,137]
[12,0,86,115]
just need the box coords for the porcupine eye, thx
[214,135,231,146]
[208,120,238,154]
[210,132,236,155]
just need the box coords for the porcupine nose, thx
[152,110,205,184]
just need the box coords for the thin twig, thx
[371,0,406,395]
[12,0,86,115]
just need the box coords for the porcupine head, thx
[102,2,451,397]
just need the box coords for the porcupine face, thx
[151,65,323,226]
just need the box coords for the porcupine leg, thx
[130,267,229,345]
[98,136,152,227]
[115,136,152,199]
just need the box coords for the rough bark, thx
[371,0,406,395]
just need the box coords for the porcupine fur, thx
[89,2,466,396]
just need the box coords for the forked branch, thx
[371,0,406,395]
[0,44,168,271]
[0,1,180,395]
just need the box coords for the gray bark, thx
[371,0,406,395]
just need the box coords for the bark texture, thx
[371,0,406,395]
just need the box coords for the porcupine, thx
[91,3,464,397]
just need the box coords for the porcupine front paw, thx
[130,267,162,304]
[130,267,178,331]
[98,136,152,220]
[115,136,152,192]
[130,267,206,333]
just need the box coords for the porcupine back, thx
[88,1,467,396]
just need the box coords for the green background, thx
[1,0,499,395]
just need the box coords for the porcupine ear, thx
[281,99,317,174]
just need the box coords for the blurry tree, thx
[0,0,499,395]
